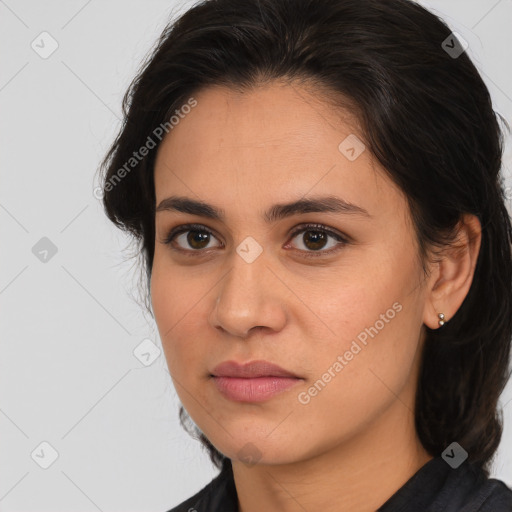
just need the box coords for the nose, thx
[209,254,287,339]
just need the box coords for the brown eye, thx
[183,230,211,249]
[162,224,222,251]
[286,223,348,257]
[296,230,329,251]
[162,222,348,258]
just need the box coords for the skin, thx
[150,81,482,512]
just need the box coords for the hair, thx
[99,0,512,476]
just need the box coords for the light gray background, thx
[1,0,511,511]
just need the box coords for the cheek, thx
[299,248,424,396]
[305,254,416,349]
[151,268,189,367]
[290,300,423,458]
[150,264,213,381]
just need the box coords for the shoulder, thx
[163,462,238,512]
[469,477,512,511]
[378,456,512,512]
[442,462,512,512]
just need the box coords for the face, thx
[151,81,430,466]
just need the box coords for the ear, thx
[423,214,482,329]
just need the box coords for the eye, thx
[161,223,221,253]
[285,223,348,258]
[160,222,349,258]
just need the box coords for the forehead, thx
[153,82,406,220]
[158,82,361,153]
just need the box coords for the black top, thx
[165,456,512,511]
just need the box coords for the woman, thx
[99,0,512,510]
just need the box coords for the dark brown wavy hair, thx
[98,0,512,476]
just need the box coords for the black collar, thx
[167,456,512,511]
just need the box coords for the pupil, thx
[304,231,326,250]
[188,230,209,249]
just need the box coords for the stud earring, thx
[438,313,446,327]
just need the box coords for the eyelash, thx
[161,222,349,258]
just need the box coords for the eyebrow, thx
[155,195,371,222]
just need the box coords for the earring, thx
[438,313,446,327]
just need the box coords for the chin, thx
[209,432,304,467]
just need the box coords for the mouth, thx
[211,359,300,378]
[210,360,303,402]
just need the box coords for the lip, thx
[211,360,303,402]
[212,376,302,402]
[210,360,303,403]
[211,360,300,378]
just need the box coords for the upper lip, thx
[211,360,300,378]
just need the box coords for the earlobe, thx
[423,214,482,330]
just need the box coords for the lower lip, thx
[212,376,302,402]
